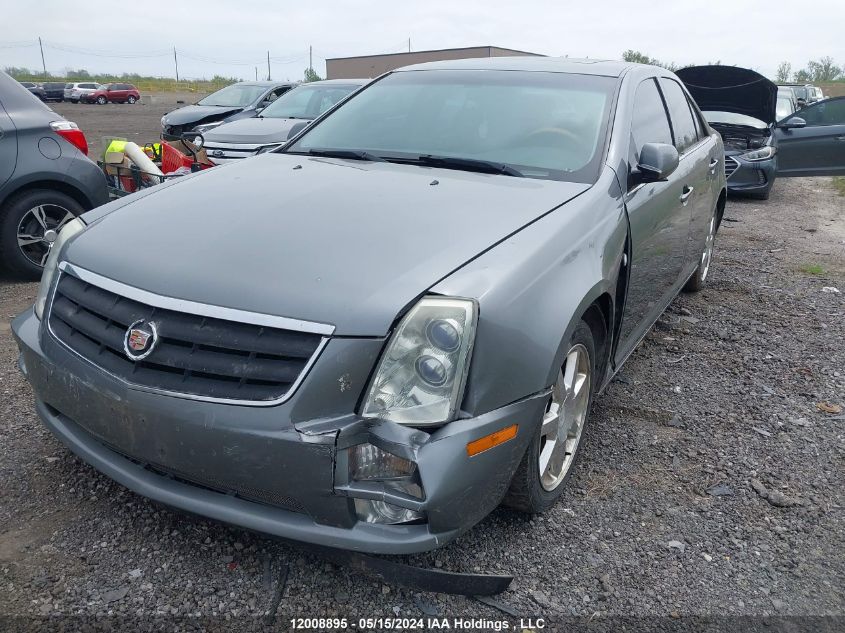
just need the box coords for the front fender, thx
[432,169,627,415]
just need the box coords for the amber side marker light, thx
[466,424,518,457]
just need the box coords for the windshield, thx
[702,111,768,129]
[776,97,794,120]
[261,83,359,120]
[198,84,267,107]
[286,70,616,183]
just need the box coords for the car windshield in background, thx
[261,84,358,120]
[776,97,794,120]
[197,84,267,107]
[287,70,616,183]
[702,111,768,129]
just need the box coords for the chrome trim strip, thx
[58,262,334,335]
[46,263,333,407]
[203,142,264,151]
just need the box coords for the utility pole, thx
[266,51,271,80]
[309,45,313,71]
[38,37,46,77]
[408,37,411,52]
[173,46,179,82]
[255,66,258,81]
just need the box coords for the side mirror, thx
[636,143,679,183]
[286,121,310,139]
[779,117,806,130]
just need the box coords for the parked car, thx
[202,79,366,162]
[776,94,796,121]
[160,81,297,141]
[679,65,781,199]
[81,83,140,104]
[64,82,102,103]
[778,83,823,108]
[775,95,845,176]
[18,81,46,100]
[682,67,845,199]
[12,57,737,553]
[0,71,108,278]
[777,86,798,116]
[41,82,66,102]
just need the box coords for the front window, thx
[776,97,794,121]
[286,70,616,183]
[198,83,268,107]
[261,84,359,120]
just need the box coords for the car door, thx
[616,77,691,354]
[775,96,845,176]
[0,98,17,187]
[661,77,719,272]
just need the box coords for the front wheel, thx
[684,206,718,292]
[503,320,595,513]
[127,95,136,104]
[97,95,107,105]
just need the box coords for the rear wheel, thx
[504,320,595,513]
[684,206,718,292]
[0,189,83,279]
[127,95,136,104]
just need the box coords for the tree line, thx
[621,51,844,83]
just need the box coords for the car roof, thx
[394,56,638,77]
[299,78,368,86]
[233,80,298,88]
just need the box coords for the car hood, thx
[65,154,590,336]
[162,104,244,126]
[203,116,305,144]
[676,65,777,125]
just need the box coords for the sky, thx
[2,0,843,81]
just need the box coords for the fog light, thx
[350,443,415,481]
[354,499,424,524]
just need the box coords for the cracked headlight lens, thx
[34,218,85,320]
[362,297,477,427]
[740,145,776,161]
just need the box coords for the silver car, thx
[201,79,366,162]
[64,82,101,103]
[14,58,728,553]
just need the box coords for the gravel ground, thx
[1,169,843,630]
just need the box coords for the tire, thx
[127,95,136,104]
[503,320,596,513]
[683,205,718,293]
[0,189,84,279]
[97,95,107,105]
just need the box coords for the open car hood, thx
[676,65,777,125]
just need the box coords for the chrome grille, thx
[724,156,740,179]
[203,142,263,162]
[48,272,325,403]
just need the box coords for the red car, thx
[82,82,140,104]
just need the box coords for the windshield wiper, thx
[298,148,385,162]
[401,154,524,177]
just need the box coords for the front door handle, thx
[680,185,694,204]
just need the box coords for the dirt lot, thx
[0,102,843,629]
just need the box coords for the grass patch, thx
[799,263,826,275]
[833,177,845,197]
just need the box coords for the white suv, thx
[64,82,101,103]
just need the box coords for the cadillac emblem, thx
[123,319,158,361]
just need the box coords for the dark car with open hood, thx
[678,66,845,199]
[12,56,841,554]
[160,80,297,141]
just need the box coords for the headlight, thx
[160,115,167,127]
[193,121,223,133]
[361,297,477,427]
[34,218,85,320]
[740,146,776,161]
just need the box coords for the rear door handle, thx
[709,158,719,174]
[680,186,694,204]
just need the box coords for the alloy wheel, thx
[700,214,717,282]
[16,204,75,267]
[538,343,591,491]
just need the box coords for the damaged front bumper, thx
[724,152,776,197]
[12,308,546,554]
